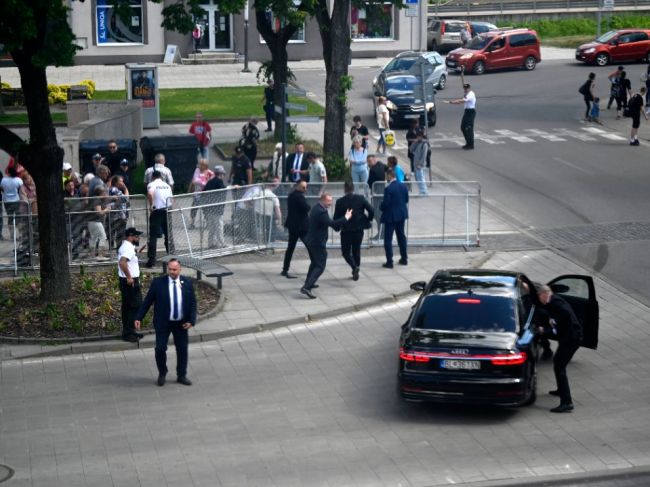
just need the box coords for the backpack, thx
[578,80,590,96]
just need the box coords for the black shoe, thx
[145,261,155,268]
[310,284,319,289]
[352,267,360,281]
[630,140,640,146]
[122,334,139,343]
[550,403,574,413]
[382,262,393,269]
[548,390,560,397]
[177,376,193,386]
[281,270,298,279]
[300,287,316,299]
[157,374,166,386]
[541,349,554,360]
[462,145,474,150]
[398,259,408,266]
[136,333,144,339]
[265,128,273,132]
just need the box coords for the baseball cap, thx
[213,165,226,174]
[62,162,72,171]
[92,153,102,160]
[124,227,143,237]
[120,158,129,166]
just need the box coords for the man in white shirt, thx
[146,171,174,268]
[448,83,477,150]
[143,153,175,188]
[118,227,145,342]
[375,96,390,154]
[284,143,309,183]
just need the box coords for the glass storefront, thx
[351,2,394,40]
[96,0,144,46]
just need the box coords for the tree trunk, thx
[12,53,72,302]
[314,0,351,159]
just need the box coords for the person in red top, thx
[188,112,212,160]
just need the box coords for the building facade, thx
[70,0,428,65]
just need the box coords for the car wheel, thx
[521,366,537,406]
[437,74,446,90]
[427,110,436,127]
[472,61,485,75]
[595,53,609,67]
[523,56,537,71]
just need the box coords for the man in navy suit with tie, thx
[380,167,409,268]
[135,259,197,386]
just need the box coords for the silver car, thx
[427,19,467,52]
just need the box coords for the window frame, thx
[351,2,395,42]
[95,0,145,47]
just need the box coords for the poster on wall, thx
[131,69,156,107]
[96,0,143,45]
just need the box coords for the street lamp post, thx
[242,0,251,73]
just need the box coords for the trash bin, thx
[79,139,137,175]
[139,135,198,193]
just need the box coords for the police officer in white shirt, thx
[118,227,144,342]
[448,83,477,150]
[146,171,174,268]
[143,153,175,188]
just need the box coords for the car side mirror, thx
[410,281,426,292]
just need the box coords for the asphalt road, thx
[295,58,650,306]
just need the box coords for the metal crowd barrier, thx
[0,180,480,272]
[428,0,645,15]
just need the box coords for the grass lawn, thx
[94,86,324,120]
[0,112,67,124]
[543,35,593,49]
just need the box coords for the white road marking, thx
[582,127,607,134]
[552,157,593,175]
[510,136,536,143]
[599,133,627,141]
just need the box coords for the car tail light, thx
[441,22,446,35]
[399,348,430,362]
[457,298,481,304]
[490,352,527,366]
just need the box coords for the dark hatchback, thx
[398,269,599,407]
[372,51,445,127]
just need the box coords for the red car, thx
[445,29,541,75]
[576,29,650,66]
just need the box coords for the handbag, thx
[384,130,396,147]
[623,106,631,118]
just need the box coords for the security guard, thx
[118,227,144,342]
[145,171,173,268]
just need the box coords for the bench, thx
[160,255,233,290]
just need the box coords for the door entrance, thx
[195,5,232,51]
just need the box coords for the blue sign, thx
[406,0,418,4]
[97,6,109,44]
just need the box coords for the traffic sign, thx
[602,0,614,10]
[285,102,306,111]
[286,116,319,123]
[286,87,307,97]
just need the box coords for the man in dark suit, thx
[334,181,374,281]
[282,180,310,278]
[380,167,409,268]
[284,143,310,183]
[135,259,198,386]
[300,193,352,299]
[536,284,583,413]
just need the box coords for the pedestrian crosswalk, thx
[383,126,629,151]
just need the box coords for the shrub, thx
[78,79,96,99]
[1,81,11,89]
[323,153,348,182]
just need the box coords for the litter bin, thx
[79,138,137,175]
[139,135,198,193]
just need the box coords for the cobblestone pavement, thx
[2,249,650,486]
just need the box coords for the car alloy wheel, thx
[595,53,609,66]
[437,74,446,90]
[524,56,536,71]
[473,61,485,75]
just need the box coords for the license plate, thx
[404,114,420,119]
[441,360,480,370]
[447,61,457,67]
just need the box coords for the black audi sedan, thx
[398,269,599,407]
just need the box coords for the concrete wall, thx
[62,100,143,172]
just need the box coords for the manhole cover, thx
[0,465,14,483]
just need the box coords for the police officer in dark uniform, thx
[536,284,583,413]
[281,180,310,279]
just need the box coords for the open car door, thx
[547,274,599,349]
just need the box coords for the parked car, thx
[398,269,599,406]
[427,19,467,52]
[470,21,498,36]
[372,51,444,127]
[575,29,650,66]
[446,28,541,75]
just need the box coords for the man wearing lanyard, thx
[117,227,145,343]
[136,259,197,387]
[145,171,173,268]
[448,83,477,150]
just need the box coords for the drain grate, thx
[0,465,14,483]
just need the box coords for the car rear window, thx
[385,58,416,72]
[445,22,464,32]
[412,294,517,333]
[509,33,537,47]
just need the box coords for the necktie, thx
[172,280,179,320]
[294,154,301,181]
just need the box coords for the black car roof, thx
[429,269,519,296]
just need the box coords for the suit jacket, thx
[380,180,409,224]
[284,152,310,183]
[284,189,310,234]
[136,275,197,329]
[540,295,583,345]
[333,193,374,233]
[304,203,346,248]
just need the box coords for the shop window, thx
[259,11,305,43]
[96,0,144,46]
[351,3,394,40]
